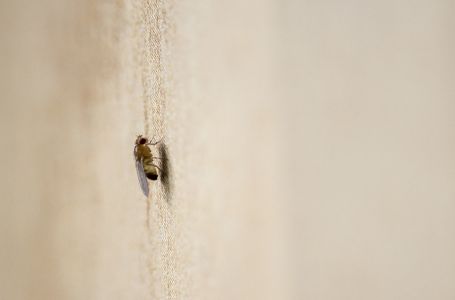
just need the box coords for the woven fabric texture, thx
[1,0,455,299]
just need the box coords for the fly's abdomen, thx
[143,157,158,180]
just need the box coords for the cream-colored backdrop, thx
[1,0,454,299]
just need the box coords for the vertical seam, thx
[139,0,176,299]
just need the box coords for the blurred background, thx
[1,0,455,299]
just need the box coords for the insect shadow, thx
[157,142,172,202]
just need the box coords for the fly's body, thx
[135,142,158,180]
[134,135,161,196]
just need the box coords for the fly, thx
[134,135,162,196]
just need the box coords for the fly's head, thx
[135,135,148,146]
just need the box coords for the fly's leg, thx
[147,137,162,146]
[150,163,163,173]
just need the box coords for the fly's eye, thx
[140,138,147,144]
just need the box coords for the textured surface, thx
[1,0,455,299]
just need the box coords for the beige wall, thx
[1,0,454,299]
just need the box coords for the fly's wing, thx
[135,158,149,196]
